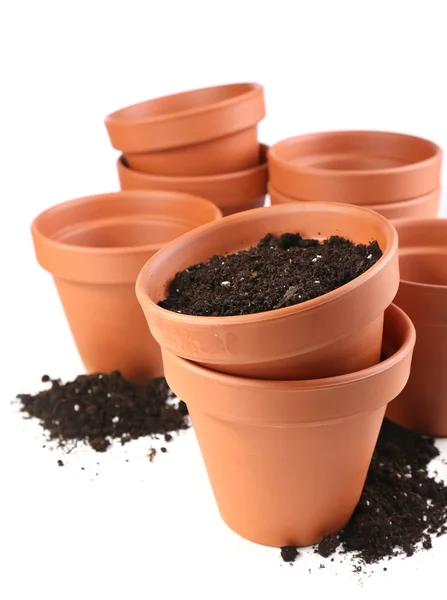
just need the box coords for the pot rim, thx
[163,304,416,392]
[267,182,442,210]
[118,143,268,184]
[136,201,398,326]
[31,190,222,257]
[394,217,447,291]
[106,83,263,127]
[268,130,442,177]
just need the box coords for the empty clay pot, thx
[268,183,441,221]
[105,83,265,176]
[386,218,447,436]
[31,191,222,382]
[268,131,442,205]
[136,202,399,380]
[162,303,415,546]
[117,145,268,216]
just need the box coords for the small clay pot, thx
[31,191,222,382]
[386,218,447,436]
[117,145,268,216]
[136,202,399,380]
[268,183,441,221]
[105,83,265,176]
[162,303,415,547]
[268,131,442,204]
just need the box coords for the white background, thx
[1,1,447,598]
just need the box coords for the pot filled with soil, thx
[32,191,222,382]
[161,303,416,546]
[386,218,447,436]
[105,83,265,176]
[136,203,399,379]
[268,131,442,204]
[268,183,441,221]
[117,145,268,216]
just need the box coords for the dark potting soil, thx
[159,233,382,317]
[17,371,189,452]
[280,419,447,565]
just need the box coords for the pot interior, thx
[276,132,438,171]
[57,219,190,249]
[400,253,447,286]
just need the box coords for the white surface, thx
[2,1,447,598]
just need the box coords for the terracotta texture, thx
[117,145,268,217]
[136,202,399,380]
[268,131,442,205]
[162,304,415,547]
[268,183,441,221]
[31,191,222,382]
[386,218,447,436]
[105,83,265,176]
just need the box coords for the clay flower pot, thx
[386,218,447,436]
[117,145,268,216]
[31,191,222,382]
[136,202,399,380]
[268,131,442,205]
[105,83,265,176]
[268,183,441,221]
[162,303,415,547]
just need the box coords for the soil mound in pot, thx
[159,233,382,316]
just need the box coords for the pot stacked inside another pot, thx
[268,131,443,221]
[104,83,268,216]
[136,201,417,547]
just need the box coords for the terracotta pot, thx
[162,303,415,546]
[268,183,441,221]
[117,145,268,216]
[268,131,442,205]
[105,83,265,176]
[386,218,447,436]
[31,191,222,382]
[136,202,399,380]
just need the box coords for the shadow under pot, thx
[386,218,447,436]
[268,131,442,205]
[31,191,222,382]
[117,144,268,217]
[136,202,399,380]
[268,183,441,221]
[105,83,265,176]
[162,303,415,547]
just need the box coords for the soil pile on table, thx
[17,371,189,452]
[281,419,447,565]
[159,233,382,317]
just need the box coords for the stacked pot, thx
[136,202,416,547]
[105,83,268,216]
[268,131,443,220]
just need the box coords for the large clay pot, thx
[268,131,442,205]
[117,145,268,216]
[105,83,265,176]
[386,218,447,436]
[162,303,415,546]
[136,202,399,380]
[268,183,441,221]
[31,191,222,382]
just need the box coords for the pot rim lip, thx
[267,182,442,210]
[136,201,399,325]
[163,304,415,390]
[268,130,442,177]
[105,82,263,126]
[31,190,222,257]
[394,217,447,291]
[118,143,269,183]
